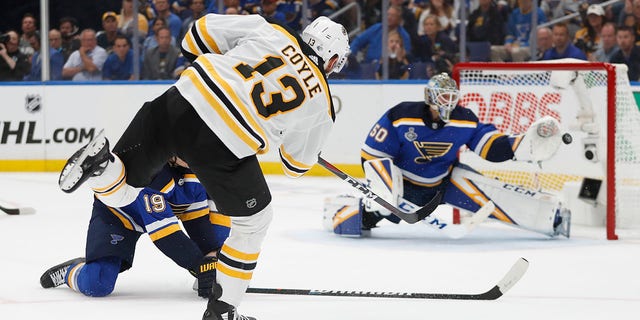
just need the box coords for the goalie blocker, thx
[323,158,571,238]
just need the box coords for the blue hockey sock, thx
[66,257,120,297]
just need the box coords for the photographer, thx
[0,31,30,81]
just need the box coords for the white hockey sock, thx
[87,153,140,208]
[217,204,273,307]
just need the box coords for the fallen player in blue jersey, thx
[40,157,229,298]
[324,73,571,239]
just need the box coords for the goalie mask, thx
[302,16,351,75]
[424,73,460,122]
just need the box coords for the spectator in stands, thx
[491,0,547,62]
[208,0,250,15]
[103,35,135,80]
[362,0,382,28]
[621,0,640,43]
[413,14,456,76]
[575,4,606,61]
[19,13,37,58]
[62,29,108,81]
[118,0,150,42]
[417,0,456,39]
[392,0,418,47]
[467,0,506,45]
[548,0,583,37]
[309,0,339,20]
[375,30,410,80]
[152,0,183,39]
[49,29,63,55]
[179,0,207,43]
[143,17,176,55]
[611,26,640,81]
[277,0,303,32]
[24,31,64,81]
[592,22,620,62]
[350,5,412,64]
[97,12,125,54]
[171,0,192,19]
[225,7,240,14]
[59,16,81,63]
[257,0,287,24]
[541,23,587,60]
[536,27,553,60]
[540,0,561,20]
[142,27,180,80]
[622,13,637,32]
[0,30,30,81]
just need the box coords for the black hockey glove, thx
[193,255,218,298]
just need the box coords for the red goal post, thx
[452,59,640,240]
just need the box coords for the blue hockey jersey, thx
[92,164,229,271]
[361,102,517,189]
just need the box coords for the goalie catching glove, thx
[191,255,218,298]
[514,116,563,162]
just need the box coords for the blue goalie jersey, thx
[361,102,516,193]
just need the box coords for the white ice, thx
[0,172,638,320]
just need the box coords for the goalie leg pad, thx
[362,158,403,215]
[323,195,365,237]
[449,165,569,237]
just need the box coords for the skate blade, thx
[58,130,106,193]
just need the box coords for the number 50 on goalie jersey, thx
[176,14,336,177]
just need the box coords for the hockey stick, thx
[0,200,35,215]
[247,257,529,300]
[317,156,441,224]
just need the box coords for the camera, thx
[582,135,599,162]
[0,33,9,44]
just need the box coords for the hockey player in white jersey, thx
[324,73,571,239]
[57,14,350,320]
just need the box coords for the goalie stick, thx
[317,156,441,224]
[247,257,529,300]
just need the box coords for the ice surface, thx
[0,173,637,320]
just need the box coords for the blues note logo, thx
[110,234,124,245]
[413,141,452,163]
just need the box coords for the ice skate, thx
[203,299,256,320]
[59,130,113,193]
[40,257,85,288]
[552,207,571,238]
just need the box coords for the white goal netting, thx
[453,59,640,239]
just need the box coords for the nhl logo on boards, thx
[246,198,257,209]
[25,94,41,113]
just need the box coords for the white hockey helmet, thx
[424,73,460,122]
[302,16,350,75]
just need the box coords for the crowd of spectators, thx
[1,0,640,82]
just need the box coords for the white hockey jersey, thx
[175,14,335,177]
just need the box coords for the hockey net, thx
[452,59,640,240]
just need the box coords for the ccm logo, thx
[503,184,537,197]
